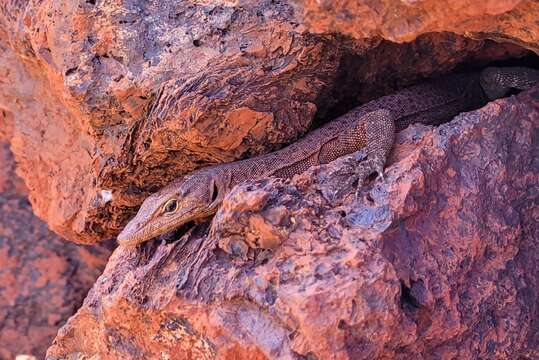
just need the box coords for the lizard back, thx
[206,71,488,187]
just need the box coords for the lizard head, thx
[117,170,223,247]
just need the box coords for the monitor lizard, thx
[117,66,539,247]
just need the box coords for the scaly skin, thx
[117,66,539,246]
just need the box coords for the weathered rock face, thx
[2,1,539,358]
[1,0,338,244]
[300,0,539,52]
[0,43,111,358]
[0,139,112,359]
[0,0,537,244]
[47,87,538,359]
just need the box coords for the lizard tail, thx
[480,66,539,100]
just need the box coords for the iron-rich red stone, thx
[47,87,539,359]
[1,1,538,358]
[0,1,534,244]
[0,142,112,359]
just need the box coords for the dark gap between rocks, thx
[312,33,539,130]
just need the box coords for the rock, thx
[0,141,112,359]
[0,1,535,244]
[0,0,337,243]
[47,86,539,359]
[299,0,539,52]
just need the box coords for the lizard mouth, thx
[117,205,219,247]
[117,218,184,247]
[117,209,180,246]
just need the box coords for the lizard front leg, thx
[353,109,395,195]
[326,109,395,197]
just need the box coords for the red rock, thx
[0,1,534,244]
[1,1,538,358]
[47,86,539,359]
[299,0,539,53]
[0,142,112,359]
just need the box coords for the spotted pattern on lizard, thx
[117,66,539,247]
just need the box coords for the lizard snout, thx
[117,219,145,246]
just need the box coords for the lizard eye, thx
[163,199,178,214]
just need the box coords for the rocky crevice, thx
[0,0,538,244]
[0,1,538,359]
[46,86,539,359]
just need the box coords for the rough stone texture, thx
[1,1,538,357]
[47,86,538,359]
[0,111,27,198]
[0,141,112,359]
[0,0,339,244]
[299,0,539,52]
[0,0,536,244]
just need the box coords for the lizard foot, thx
[353,153,386,199]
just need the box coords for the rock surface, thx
[0,0,536,244]
[0,140,112,359]
[300,0,539,52]
[1,1,539,358]
[47,87,539,359]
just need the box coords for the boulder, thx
[0,141,112,359]
[0,1,535,243]
[47,86,539,359]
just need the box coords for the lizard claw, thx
[353,158,386,199]
[354,186,362,200]
[353,171,371,199]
